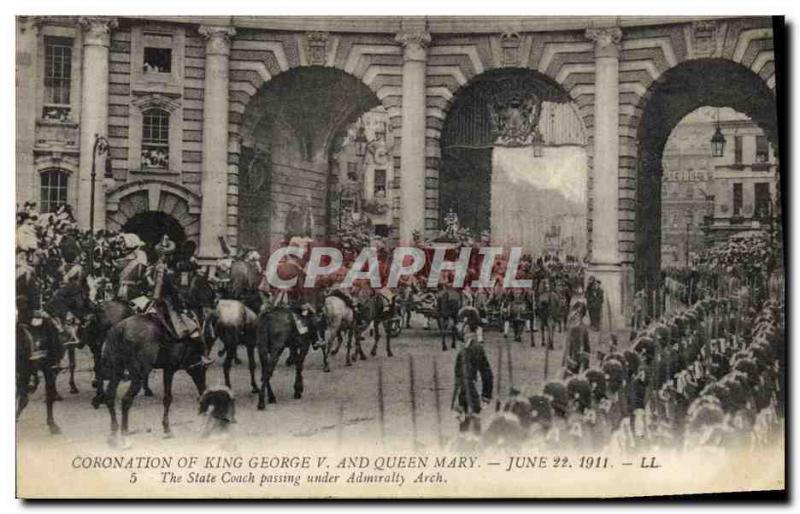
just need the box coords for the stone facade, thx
[16,15,779,326]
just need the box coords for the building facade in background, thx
[660,106,779,268]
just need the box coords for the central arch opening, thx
[439,68,588,256]
[238,66,380,253]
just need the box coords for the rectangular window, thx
[373,169,386,198]
[374,224,389,237]
[733,182,743,216]
[734,136,743,165]
[142,109,170,169]
[754,182,771,218]
[43,36,73,120]
[755,135,769,164]
[40,170,69,213]
[143,47,172,73]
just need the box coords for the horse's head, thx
[190,274,218,309]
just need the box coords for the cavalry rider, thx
[452,306,494,434]
[272,237,325,347]
[116,233,149,302]
[149,234,213,367]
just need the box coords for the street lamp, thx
[710,109,726,158]
[354,126,368,158]
[89,133,111,275]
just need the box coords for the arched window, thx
[40,169,69,213]
[142,108,170,169]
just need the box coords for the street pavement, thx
[17,315,627,452]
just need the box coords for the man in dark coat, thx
[453,307,493,433]
[586,276,603,331]
[562,301,591,377]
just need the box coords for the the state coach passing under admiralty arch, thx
[15,15,781,327]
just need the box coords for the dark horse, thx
[354,293,395,358]
[93,315,207,441]
[436,288,463,351]
[254,308,312,410]
[52,282,92,396]
[78,300,148,393]
[506,293,531,343]
[536,290,563,349]
[16,312,63,434]
[213,299,259,394]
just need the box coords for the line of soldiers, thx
[452,289,784,455]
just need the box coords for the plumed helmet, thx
[633,336,656,362]
[720,373,749,412]
[542,381,568,417]
[566,377,592,413]
[748,343,773,371]
[504,394,534,429]
[527,394,553,428]
[584,368,607,401]
[457,306,482,330]
[700,382,732,410]
[623,349,641,377]
[602,359,626,393]
[732,358,760,388]
[687,396,726,432]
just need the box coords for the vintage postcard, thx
[15,14,785,499]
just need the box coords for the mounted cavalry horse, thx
[503,290,532,343]
[91,257,216,441]
[536,280,564,349]
[93,312,208,441]
[324,290,360,371]
[16,280,90,434]
[353,287,396,358]
[437,286,463,351]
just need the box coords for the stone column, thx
[586,26,625,329]
[77,16,116,230]
[198,25,236,259]
[396,24,430,244]
[16,18,38,207]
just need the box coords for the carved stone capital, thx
[396,29,431,62]
[199,25,236,56]
[78,16,118,47]
[586,27,622,58]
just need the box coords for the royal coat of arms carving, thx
[488,88,543,147]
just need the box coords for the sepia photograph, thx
[12,11,786,499]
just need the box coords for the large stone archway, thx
[633,58,778,290]
[234,66,383,254]
[224,30,406,253]
[438,67,589,255]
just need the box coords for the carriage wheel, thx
[389,316,402,338]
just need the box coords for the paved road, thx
[17,315,623,452]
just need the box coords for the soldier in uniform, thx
[116,233,149,302]
[271,240,325,348]
[586,276,604,331]
[452,306,493,434]
[562,301,591,378]
[149,234,213,367]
